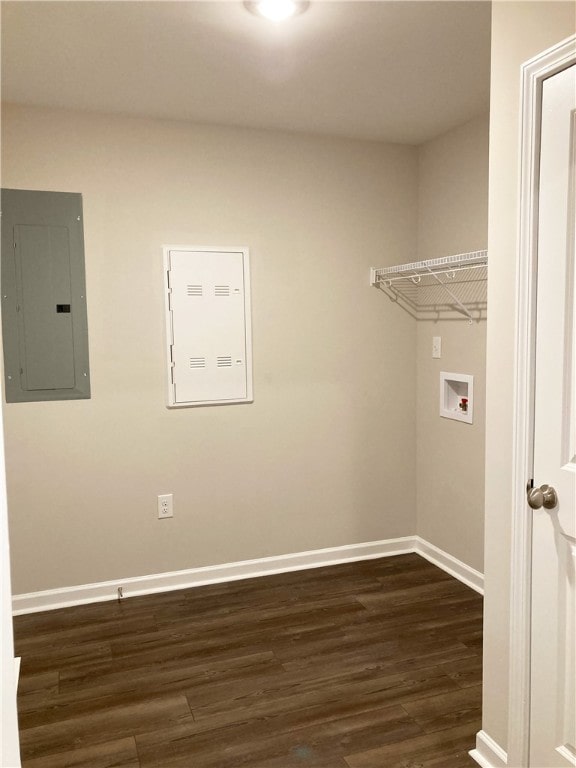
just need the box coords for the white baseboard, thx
[12,535,484,615]
[415,536,484,594]
[469,730,508,767]
[13,537,416,614]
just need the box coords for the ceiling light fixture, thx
[244,0,309,22]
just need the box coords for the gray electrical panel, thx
[1,189,90,402]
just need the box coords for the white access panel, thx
[163,246,253,407]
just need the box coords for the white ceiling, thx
[1,1,491,145]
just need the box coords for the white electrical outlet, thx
[157,493,173,519]
[432,336,442,359]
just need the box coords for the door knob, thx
[527,484,558,510]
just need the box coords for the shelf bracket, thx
[423,265,474,322]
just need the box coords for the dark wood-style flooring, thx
[13,553,482,767]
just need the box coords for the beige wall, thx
[416,115,489,573]
[1,104,419,594]
[483,0,575,751]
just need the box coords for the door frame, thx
[509,33,576,767]
[0,399,21,767]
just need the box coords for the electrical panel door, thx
[163,247,252,407]
[1,189,90,403]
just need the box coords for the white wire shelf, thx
[370,250,488,322]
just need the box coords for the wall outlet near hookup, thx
[158,493,174,519]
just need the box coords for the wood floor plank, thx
[15,615,160,655]
[441,654,483,689]
[187,664,461,730]
[19,695,192,762]
[58,649,277,697]
[341,608,483,648]
[279,637,477,675]
[356,576,473,610]
[458,628,484,654]
[344,722,479,767]
[18,653,284,730]
[136,703,422,768]
[250,753,350,767]
[17,640,112,677]
[56,634,278,689]
[401,684,482,719]
[408,704,483,735]
[17,671,59,696]
[20,737,140,768]
[15,554,483,767]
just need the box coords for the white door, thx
[529,62,576,768]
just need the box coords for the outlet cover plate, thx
[158,493,173,519]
